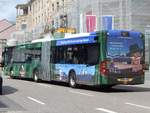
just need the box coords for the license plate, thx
[117,78,133,84]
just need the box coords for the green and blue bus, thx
[2,30,145,88]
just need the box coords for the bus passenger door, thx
[81,44,99,85]
[75,44,98,85]
[40,42,51,81]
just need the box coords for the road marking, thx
[69,90,94,97]
[125,102,150,110]
[39,83,52,88]
[27,97,45,105]
[96,108,118,113]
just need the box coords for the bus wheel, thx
[69,71,77,88]
[33,70,39,82]
[9,70,14,79]
[0,84,2,95]
[10,75,14,79]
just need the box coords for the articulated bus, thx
[2,30,145,88]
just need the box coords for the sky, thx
[0,0,27,22]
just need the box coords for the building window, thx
[52,3,54,11]
[60,15,68,27]
[57,2,59,11]
[32,4,34,15]
[36,17,38,24]
[39,16,40,23]
[29,5,31,11]
[21,24,27,31]
[62,0,64,7]
[41,0,43,8]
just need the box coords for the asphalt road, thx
[1,72,150,113]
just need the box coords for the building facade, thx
[16,0,150,33]
[16,0,49,32]
[65,0,150,33]
[16,3,31,31]
[16,0,52,41]
[16,0,75,40]
[0,19,16,59]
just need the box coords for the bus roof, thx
[64,32,92,38]
[108,30,142,38]
[31,38,53,43]
[31,32,97,44]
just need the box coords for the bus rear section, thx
[101,30,145,85]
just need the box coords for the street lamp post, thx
[148,32,150,68]
[76,0,80,33]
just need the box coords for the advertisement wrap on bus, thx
[106,31,144,84]
[1,30,145,88]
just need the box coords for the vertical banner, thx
[86,15,96,32]
[80,13,83,33]
[102,15,113,30]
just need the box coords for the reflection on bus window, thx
[51,44,99,65]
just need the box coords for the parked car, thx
[0,75,2,95]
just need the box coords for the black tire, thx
[33,70,39,82]
[0,84,2,95]
[10,74,14,79]
[69,71,77,88]
[9,67,14,79]
[9,70,14,79]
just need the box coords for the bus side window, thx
[78,45,87,64]
[72,54,78,64]
[87,44,99,65]
[26,55,32,63]
[51,47,57,63]
[51,46,66,64]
